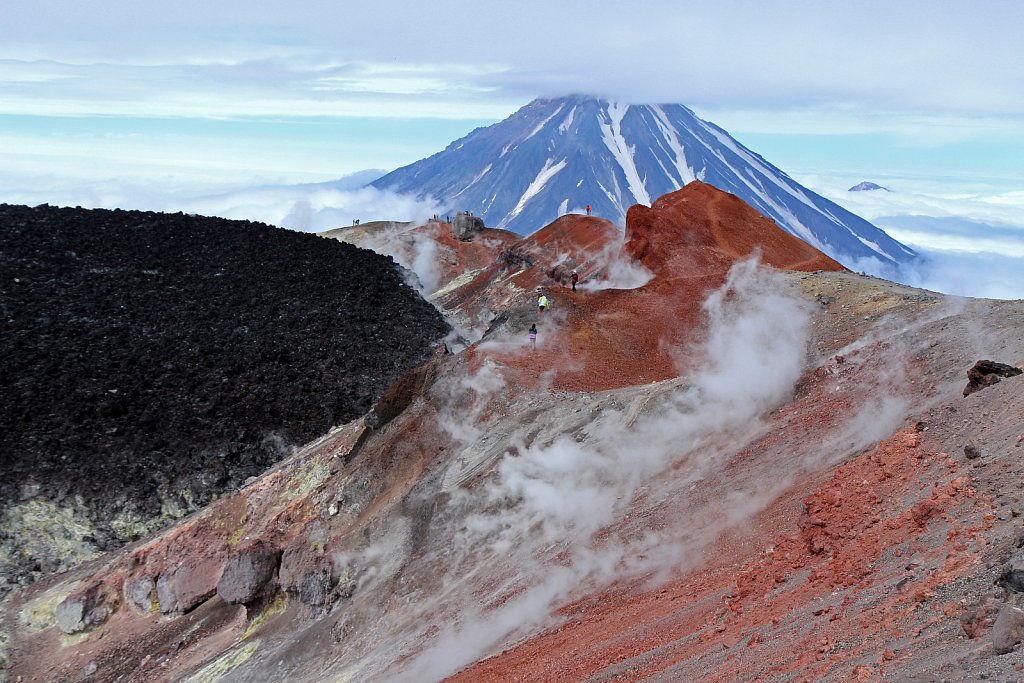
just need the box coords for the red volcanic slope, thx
[446,428,989,682]
[474,182,844,393]
[624,181,843,276]
[412,220,521,288]
[434,214,622,320]
[519,213,623,269]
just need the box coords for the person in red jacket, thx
[571,269,579,292]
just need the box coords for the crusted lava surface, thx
[0,204,448,588]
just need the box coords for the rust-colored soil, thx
[448,428,990,682]
[625,182,845,276]
[6,184,1024,683]
[471,182,844,392]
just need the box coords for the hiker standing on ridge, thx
[571,269,579,292]
[585,205,592,216]
[537,288,549,315]
[529,323,537,350]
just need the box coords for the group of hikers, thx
[529,269,580,350]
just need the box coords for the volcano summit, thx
[371,95,915,271]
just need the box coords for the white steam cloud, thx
[0,171,440,235]
[372,258,818,681]
[407,232,442,296]
[346,220,447,297]
[261,257,919,683]
[578,235,654,291]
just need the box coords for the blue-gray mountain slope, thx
[371,95,915,269]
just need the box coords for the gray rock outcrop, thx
[217,545,281,604]
[993,604,1024,654]
[55,585,110,634]
[124,576,156,613]
[156,557,223,614]
[452,212,484,241]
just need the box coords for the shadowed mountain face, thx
[0,204,448,591]
[4,185,1024,683]
[371,95,915,269]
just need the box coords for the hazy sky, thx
[2,0,1023,295]
[4,0,1022,174]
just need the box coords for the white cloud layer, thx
[3,0,1022,302]
[802,176,1024,300]
[808,175,1024,233]
[2,1,1022,125]
[0,170,439,234]
[897,248,1024,301]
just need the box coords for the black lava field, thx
[0,204,448,564]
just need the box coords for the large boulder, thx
[960,597,1000,639]
[297,567,334,607]
[124,575,156,613]
[964,360,1022,397]
[156,556,223,614]
[55,584,112,634]
[452,212,484,241]
[993,604,1024,654]
[217,545,281,605]
[998,553,1024,593]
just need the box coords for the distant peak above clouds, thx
[370,95,915,270]
[849,181,891,192]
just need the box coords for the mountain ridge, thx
[371,95,916,270]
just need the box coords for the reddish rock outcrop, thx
[963,359,1022,396]
[624,181,845,276]
[466,182,845,393]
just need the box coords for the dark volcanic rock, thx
[217,544,281,604]
[997,553,1024,593]
[0,204,449,591]
[963,359,1022,397]
[297,567,334,607]
[964,444,986,460]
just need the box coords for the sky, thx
[2,0,1023,297]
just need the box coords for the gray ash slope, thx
[372,95,915,270]
[0,204,448,586]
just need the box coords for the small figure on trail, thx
[585,205,592,216]
[571,269,579,292]
[537,288,549,315]
[529,323,537,350]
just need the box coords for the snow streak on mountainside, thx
[371,95,915,269]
